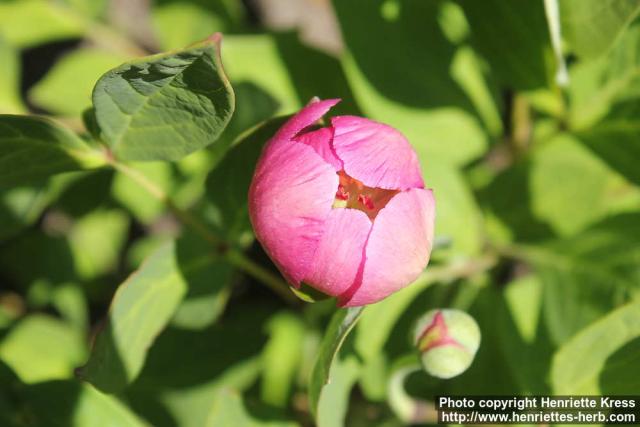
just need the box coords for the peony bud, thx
[413,309,480,379]
[248,98,435,307]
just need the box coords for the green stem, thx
[388,364,437,424]
[109,159,297,305]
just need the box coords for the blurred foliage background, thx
[1,0,640,426]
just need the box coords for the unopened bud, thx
[413,309,480,379]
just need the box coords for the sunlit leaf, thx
[80,241,221,392]
[552,300,640,394]
[92,35,234,161]
[30,49,129,116]
[560,0,640,60]
[0,315,86,384]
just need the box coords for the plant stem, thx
[109,159,297,305]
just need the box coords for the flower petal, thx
[304,208,372,297]
[249,139,339,285]
[294,127,343,171]
[275,98,341,141]
[338,188,435,307]
[331,116,424,190]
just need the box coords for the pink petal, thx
[294,127,343,171]
[304,208,372,297]
[338,188,435,307]
[274,98,341,141]
[331,116,424,190]
[249,140,339,285]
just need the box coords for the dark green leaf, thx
[577,100,640,186]
[560,0,640,60]
[0,115,105,188]
[204,116,287,244]
[309,307,363,418]
[92,35,234,161]
[457,0,553,90]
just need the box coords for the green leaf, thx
[18,380,146,427]
[316,356,360,427]
[169,232,234,330]
[30,49,129,116]
[576,100,640,186]
[152,3,226,51]
[517,213,640,345]
[560,0,640,60]
[422,163,483,257]
[112,162,174,224]
[457,0,554,90]
[205,389,298,427]
[0,37,25,114]
[498,275,553,394]
[0,314,86,384]
[0,115,106,188]
[568,22,640,128]
[332,0,490,166]
[529,134,640,235]
[0,0,85,48]
[80,241,221,392]
[92,35,234,161]
[551,300,640,394]
[204,117,287,245]
[125,301,273,427]
[0,185,51,241]
[260,312,305,407]
[68,209,130,280]
[309,307,363,419]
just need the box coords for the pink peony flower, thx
[248,98,435,306]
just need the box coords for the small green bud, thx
[413,309,481,379]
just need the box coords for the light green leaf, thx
[530,134,640,235]
[112,162,174,224]
[30,49,129,116]
[568,22,640,128]
[552,300,640,394]
[261,312,305,407]
[316,356,360,427]
[152,3,225,51]
[0,37,25,114]
[309,307,363,419]
[68,209,130,280]
[457,0,553,90]
[333,0,489,166]
[0,314,86,384]
[205,389,298,427]
[80,241,219,392]
[560,0,640,60]
[0,115,106,188]
[92,35,234,161]
[422,163,483,257]
[0,0,85,48]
